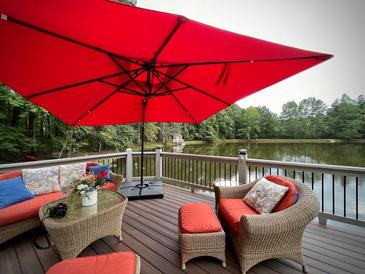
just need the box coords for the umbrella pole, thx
[140,98,147,187]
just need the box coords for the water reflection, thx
[182,142,365,167]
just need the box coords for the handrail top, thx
[0,152,128,173]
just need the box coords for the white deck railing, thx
[1,148,364,227]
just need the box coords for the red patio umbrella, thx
[0,0,332,199]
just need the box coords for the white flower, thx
[77,184,88,191]
[80,190,85,195]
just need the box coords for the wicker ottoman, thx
[178,203,226,270]
[46,252,140,274]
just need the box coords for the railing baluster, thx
[344,176,347,217]
[200,160,202,185]
[332,174,335,215]
[293,170,296,179]
[188,159,191,183]
[235,164,238,183]
[356,177,359,220]
[302,171,305,183]
[249,166,251,181]
[210,161,213,187]
[269,167,272,175]
[284,169,287,177]
[204,161,207,186]
[224,163,227,185]
[311,172,314,190]
[262,167,264,177]
[214,162,217,183]
[255,166,258,180]
[229,164,232,186]
[276,168,279,175]
[321,173,324,212]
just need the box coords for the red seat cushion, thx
[100,182,116,191]
[219,199,257,235]
[180,203,222,233]
[0,192,63,226]
[265,175,297,212]
[0,170,22,181]
[46,252,138,274]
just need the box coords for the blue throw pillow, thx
[89,164,111,181]
[0,176,35,209]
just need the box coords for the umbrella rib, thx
[170,93,198,124]
[154,86,189,96]
[71,68,145,125]
[151,16,187,63]
[154,55,330,68]
[156,70,230,106]
[109,54,147,93]
[5,15,142,67]
[99,80,145,96]
[151,65,188,95]
[152,72,197,123]
[26,71,127,100]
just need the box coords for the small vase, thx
[81,189,98,207]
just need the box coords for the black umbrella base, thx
[119,180,164,200]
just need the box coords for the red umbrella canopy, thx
[0,0,332,126]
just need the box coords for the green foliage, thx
[0,81,363,163]
[327,95,363,139]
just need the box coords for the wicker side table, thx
[178,203,226,270]
[39,190,127,259]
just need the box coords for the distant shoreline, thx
[131,138,365,151]
[185,139,365,145]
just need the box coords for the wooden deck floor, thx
[1,184,365,274]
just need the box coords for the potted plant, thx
[72,171,107,206]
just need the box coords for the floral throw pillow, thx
[59,163,86,190]
[22,166,60,195]
[243,177,289,214]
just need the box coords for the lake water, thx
[175,142,365,220]
[181,142,365,167]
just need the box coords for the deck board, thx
[1,184,364,274]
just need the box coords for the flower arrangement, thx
[72,171,107,196]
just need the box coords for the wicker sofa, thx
[214,177,320,274]
[0,165,123,245]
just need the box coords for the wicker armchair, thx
[214,178,320,274]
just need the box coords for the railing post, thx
[126,148,133,183]
[238,149,248,185]
[155,145,162,181]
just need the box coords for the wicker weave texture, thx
[39,190,127,259]
[0,218,40,244]
[178,207,226,269]
[214,178,319,274]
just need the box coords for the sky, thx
[138,0,365,114]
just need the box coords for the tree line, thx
[0,84,364,162]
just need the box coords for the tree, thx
[257,106,280,138]
[327,94,362,139]
[240,107,261,139]
[280,101,301,138]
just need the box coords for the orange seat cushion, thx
[180,203,222,233]
[265,175,297,212]
[0,192,63,226]
[100,182,116,191]
[0,170,22,181]
[46,252,138,274]
[219,199,257,235]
